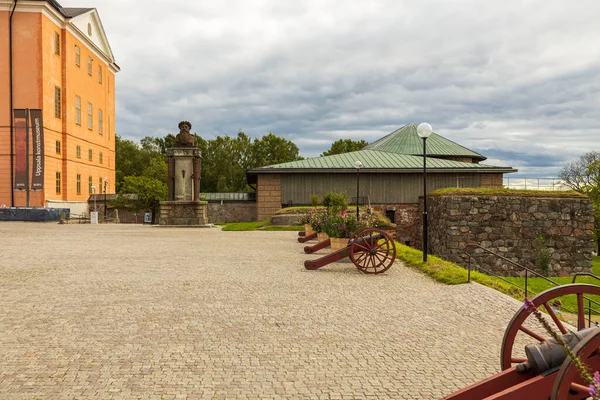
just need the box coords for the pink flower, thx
[523,299,535,312]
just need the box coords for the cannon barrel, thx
[516,326,599,374]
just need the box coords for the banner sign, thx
[29,109,44,190]
[13,109,28,191]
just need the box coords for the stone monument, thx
[158,121,209,226]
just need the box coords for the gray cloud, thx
[62,0,600,177]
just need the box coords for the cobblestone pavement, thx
[0,224,527,399]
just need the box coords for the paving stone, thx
[0,223,529,399]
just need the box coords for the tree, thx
[559,151,600,192]
[560,152,600,251]
[321,139,369,157]
[119,175,167,224]
[250,133,303,167]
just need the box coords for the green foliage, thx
[221,221,268,231]
[261,225,304,231]
[560,152,600,251]
[322,192,349,215]
[117,175,167,225]
[115,135,163,192]
[249,132,303,168]
[360,207,394,228]
[321,138,369,157]
[394,242,523,299]
[559,151,600,193]
[310,194,320,207]
[322,211,359,238]
[220,221,303,231]
[116,131,303,195]
[535,234,552,275]
[503,256,600,314]
[309,209,329,233]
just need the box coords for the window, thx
[99,152,103,164]
[76,174,81,194]
[54,86,61,118]
[56,172,61,194]
[54,32,60,55]
[108,115,111,139]
[55,140,61,154]
[87,103,93,130]
[99,177,103,192]
[75,96,81,125]
[76,145,81,158]
[88,176,93,195]
[87,56,92,75]
[98,65,102,83]
[75,45,80,66]
[98,109,103,134]
[88,148,92,161]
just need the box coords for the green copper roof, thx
[253,149,512,171]
[365,123,486,161]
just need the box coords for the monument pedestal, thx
[158,200,208,226]
[158,142,210,227]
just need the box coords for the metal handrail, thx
[465,242,600,324]
[572,273,600,285]
[466,242,562,298]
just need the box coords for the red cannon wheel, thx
[551,328,600,400]
[500,284,600,371]
[349,228,396,274]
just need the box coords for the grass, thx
[431,187,586,198]
[501,256,600,315]
[393,242,523,299]
[221,221,268,231]
[395,240,600,317]
[220,220,303,231]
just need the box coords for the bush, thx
[535,234,552,275]
[322,211,359,238]
[310,194,320,207]
[309,209,329,233]
[360,207,394,229]
[322,192,349,215]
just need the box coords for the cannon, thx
[304,228,396,274]
[443,283,600,400]
[304,237,330,254]
[298,232,317,243]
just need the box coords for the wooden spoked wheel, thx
[550,328,600,400]
[349,228,396,274]
[500,284,600,371]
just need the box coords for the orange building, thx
[0,0,119,210]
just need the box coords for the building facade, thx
[0,0,119,208]
[247,124,517,243]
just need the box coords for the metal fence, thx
[503,177,567,191]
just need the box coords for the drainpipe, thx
[9,0,19,207]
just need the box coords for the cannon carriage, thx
[303,228,396,274]
[444,283,600,399]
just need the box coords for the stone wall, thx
[370,204,419,245]
[428,195,595,276]
[257,174,282,221]
[207,202,256,224]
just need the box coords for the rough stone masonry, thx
[428,195,595,276]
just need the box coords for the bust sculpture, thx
[174,121,195,147]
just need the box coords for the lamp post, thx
[354,160,363,219]
[417,122,433,262]
[103,177,108,219]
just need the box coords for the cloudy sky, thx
[62,0,600,178]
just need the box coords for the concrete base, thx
[158,200,208,226]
